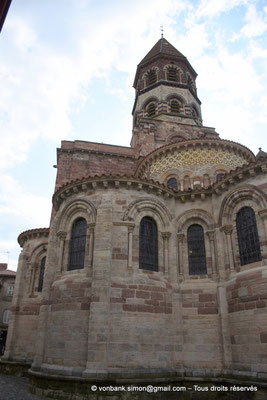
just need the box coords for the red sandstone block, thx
[183,302,193,308]
[137,304,154,313]
[128,285,138,289]
[145,299,159,306]
[256,300,266,308]
[122,289,135,298]
[123,304,137,312]
[235,304,245,312]
[237,271,262,282]
[181,289,193,294]
[260,294,267,300]
[154,306,165,313]
[165,308,172,314]
[136,290,150,299]
[245,302,256,310]
[111,283,127,288]
[112,254,127,260]
[91,296,100,302]
[260,333,267,343]
[110,297,125,303]
[198,307,218,314]
[151,292,164,300]
[199,294,215,302]
[193,289,203,294]
[81,303,90,310]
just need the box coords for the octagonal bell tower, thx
[131,37,218,156]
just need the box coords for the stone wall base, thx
[28,369,267,400]
[0,359,30,377]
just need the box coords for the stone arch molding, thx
[123,198,172,229]
[219,185,267,226]
[177,209,216,232]
[56,198,97,233]
[30,243,47,264]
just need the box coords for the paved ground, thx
[0,374,47,400]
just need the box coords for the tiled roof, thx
[139,38,185,66]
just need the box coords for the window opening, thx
[188,224,207,275]
[69,218,87,270]
[38,256,46,292]
[167,177,178,191]
[236,207,261,266]
[139,217,158,271]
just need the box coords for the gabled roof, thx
[138,37,186,66]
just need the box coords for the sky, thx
[0,0,267,271]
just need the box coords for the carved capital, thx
[161,232,171,240]
[206,230,215,241]
[57,231,67,240]
[258,209,267,220]
[177,233,185,242]
[220,225,233,235]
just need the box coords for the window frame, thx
[68,217,87,271]
[139,216,159,272]
[236,206,262,266]
[187,224,207,275]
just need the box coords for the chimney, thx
[0,263,7,271]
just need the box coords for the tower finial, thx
[160,25,164,38]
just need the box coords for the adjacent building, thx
[0,263,15,355]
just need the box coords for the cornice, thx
[52,174,213,211]
[212,159,267,196]
[18,228,50,248]
[52,157,267,211]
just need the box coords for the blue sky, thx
[0,0,267,270]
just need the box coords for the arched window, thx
[167,177,178,191]
[147,102,156,117]
[147,70,157,85]
[170,100,180,113]
[236,207,261,266]
[167,68,178,81]
[216,173,225,181]
[69,218,87,270]
[139,217,158,271]
[3,310,10,325]
[37,256,46,292]
[188,224,207,275]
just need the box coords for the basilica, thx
[3,37,267,397]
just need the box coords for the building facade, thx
[0,263,15,356]
[3,38,267,392]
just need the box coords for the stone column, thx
[56,231,66,274]
[206,230,218,278]
[127,225,134,271]
[258,209,267,259]
[221,225,235,274]
[177,233,185,278]
[83,198,113,377]
[3,250,29,360]
[161,232,171,275]
[88,226,94,267]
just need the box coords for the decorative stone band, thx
[52,175,213,210]
[17,228,50,248]
[135,138,255,178]
[52,157,267,211]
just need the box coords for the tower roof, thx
[133,37,197,88]
[138,37,186,66]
